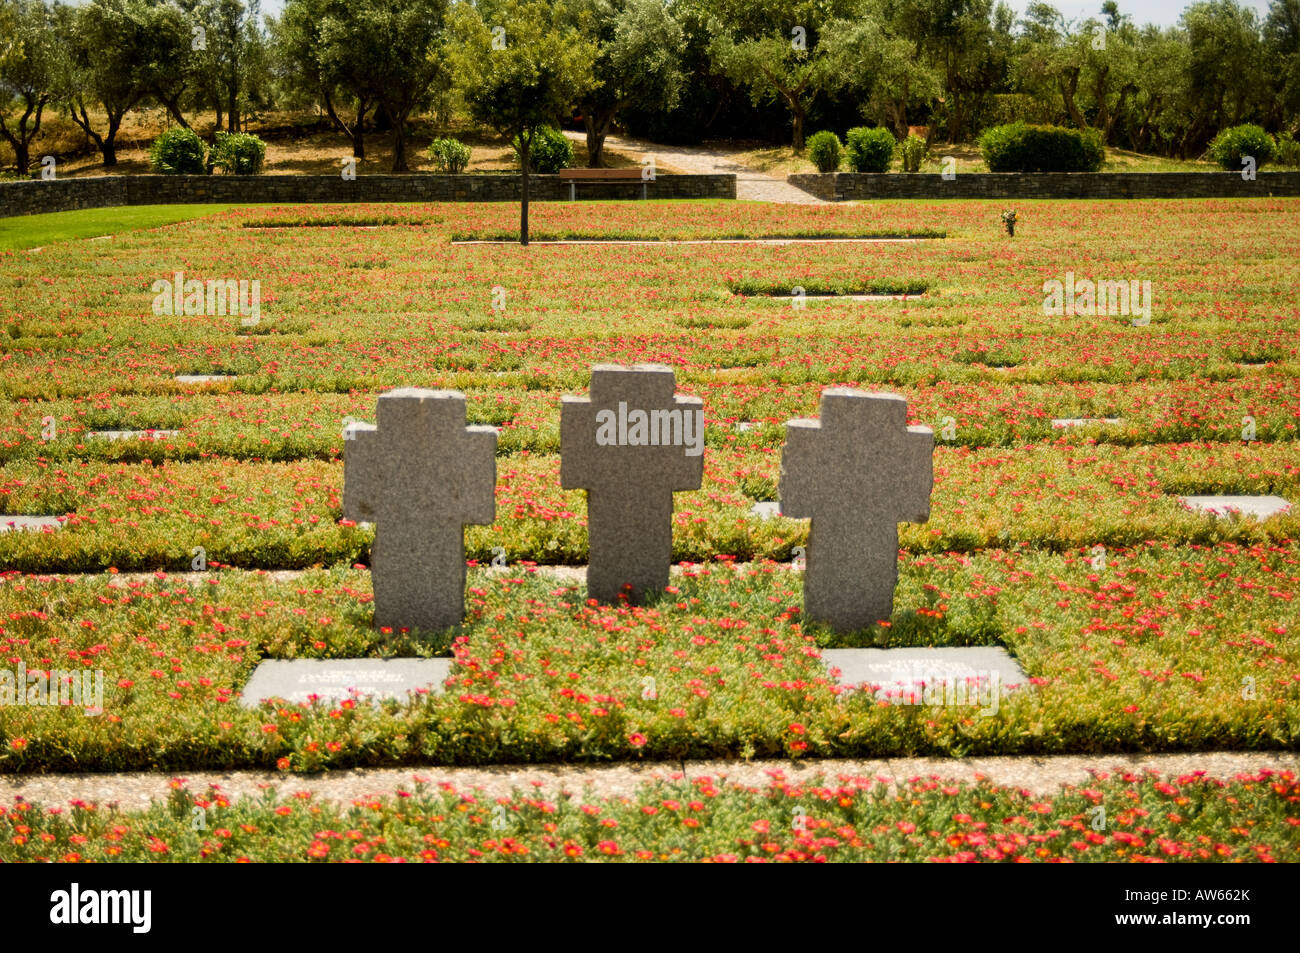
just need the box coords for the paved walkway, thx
[1,753,1293,810]
[564,131,825,204]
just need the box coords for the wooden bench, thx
[558,167,649,200]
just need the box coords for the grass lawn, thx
[0,204,237,251]
[0,198,1296,778]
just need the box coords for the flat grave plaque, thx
[1051,418,1122,429]
[1179,495,1291,519]
[88,430,179,441]
[822,646,1029,711]
[239,658,453,708]
[1,515,64,533]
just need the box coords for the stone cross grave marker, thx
[779,389,934,632]
[561,364,704,603]
[344,388,496,631]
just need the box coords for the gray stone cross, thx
[344,388,497,632]
[779,389,934,632]
[561,364,704,603]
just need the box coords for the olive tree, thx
[452,0,594,244]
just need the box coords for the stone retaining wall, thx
[787,171,1300,201]
[0,177,129,217]
[0,173,737,218]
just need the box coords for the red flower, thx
[628,732,647,747]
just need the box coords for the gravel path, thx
[564,131,825,204]
[1,753,1293,811]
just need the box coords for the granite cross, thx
[561,364,704,603]
[344,388,497,632]
[779,389,934,632]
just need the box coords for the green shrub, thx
[979,122,1104,172]
[900,134,926,172]
[428,137,472,174]
[1207,124,1276,170]
[512,126,573,174]
[1275,132,1300,167]
[845,127,896,173]
[148,127,208,175]
[210,131,266,175]
[805,130,842,172]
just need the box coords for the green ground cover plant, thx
[2,769,1296,862]
[0,539,1295,771]
[0,197,1296,773]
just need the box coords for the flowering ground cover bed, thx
[0,541,1295,771]
[0,197,1297,774]
[3,769,1295,862]
[4,378,1299,465]
[225,201,952,239]
[0,441,1298,573]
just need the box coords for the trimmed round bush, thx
[512,126,573,174]
[428,137,472,174]
[900,134,926,173]
[210,131,266,175]
[805,130,842,172]
[1207,124,1275,170]
[845,127,896,173]
[149,127,208,175]
[979,122,1104,172]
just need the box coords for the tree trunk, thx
[1104,83,1136,145]
[946,99,965,143]
[0,98,44,175]
[520,132,530,247]
[1059,67,1086,130]
[1092,65,1111,135]
[227,81,239,133]
[69,101,107,165]
[387,105,409,172]
[583,113,600,167]
[944,60,963,142]
[791,103,805,151]
[1136,94,1161,152]
[101,111,124,167]
[324,92,368,159]
[159,96,191,130]
[352,102,368,159]
[583,107,616,168]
